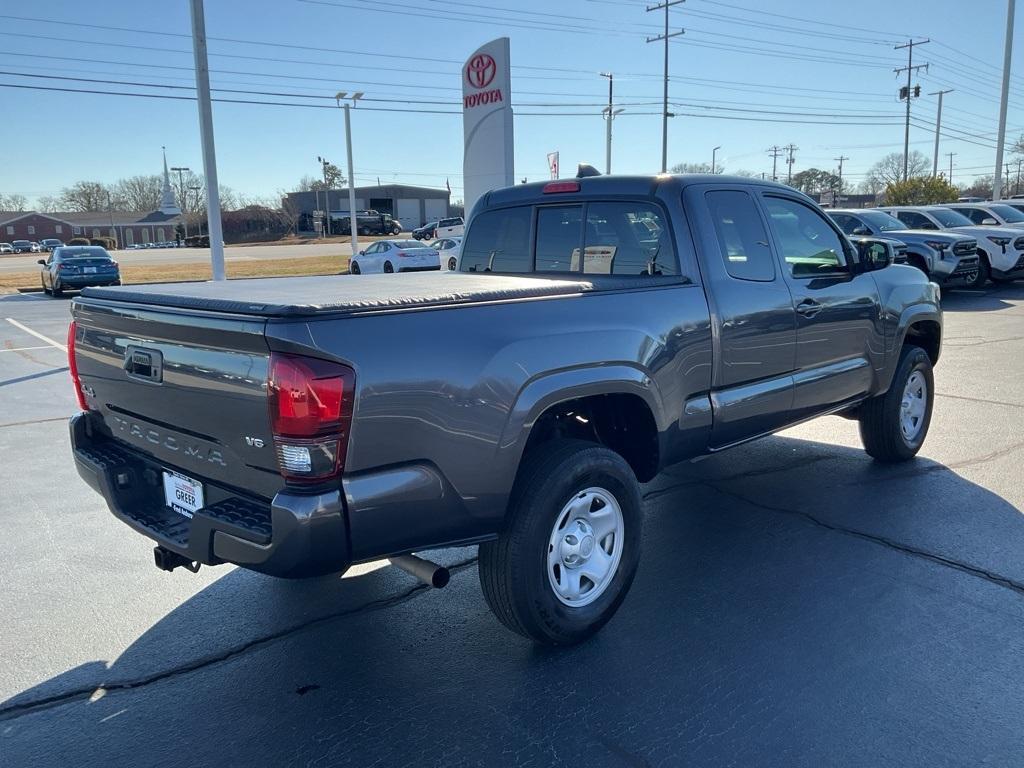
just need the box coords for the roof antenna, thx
[576,163,601,178]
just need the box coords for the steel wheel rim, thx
[546,487,624,607]
[900,370,927,442]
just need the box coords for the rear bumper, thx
[397,265,441,273]
[57,277,121,288]
[70,412,350,578]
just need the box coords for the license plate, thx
[84,266,97,274]
[162,470,204,518]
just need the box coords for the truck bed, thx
[81,272,596,317]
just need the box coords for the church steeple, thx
[159,146,182,215]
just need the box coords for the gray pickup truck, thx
[68,174,941,645]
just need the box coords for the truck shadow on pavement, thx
[4,435,1024,766]
[942,282,1024,312]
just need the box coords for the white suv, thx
[880,205,1024,286]
[435,216,465,238]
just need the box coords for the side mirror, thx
[982,217,999,226]
[37,259,46,265]
[851,225,870,236]
[855,239,895,272]
[358,250,365,256]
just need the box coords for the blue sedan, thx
[39,245,120,297]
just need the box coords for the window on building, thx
[5,226,13,235]
[109,228,116,239]
[157,228,166,241]
[73,226,81,235]
[125,229,134,246]
[27,225,35,235]
[92,229,101,238]
[55,225,62,234]
[706,190,775,281]
[142,229,149,242]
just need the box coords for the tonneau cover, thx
[80,272,595,317]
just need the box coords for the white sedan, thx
[430,236,463,271]
[349,239,440,274]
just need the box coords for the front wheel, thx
[478,439,642,645]
[350,261,360,275]
[448,256,457,271]
[968,254,990,289]
[858,344,934,462]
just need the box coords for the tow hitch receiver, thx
[154,546,201,573]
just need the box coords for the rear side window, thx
[460,207,532,272]
[582,202,678,275]
[535,205,583,272]
[705,190,774,281]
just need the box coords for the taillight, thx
[397,251,408,258]
[67,321,89,411]
[268,353,354,483]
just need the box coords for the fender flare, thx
[882,303,942,391]
[496,363,666,472]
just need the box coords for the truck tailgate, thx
[72,299,282,501]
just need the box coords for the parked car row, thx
[126,241,185,250]
[827,203,1024,289]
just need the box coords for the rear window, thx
[460,207,532,272]
[461,201,679,277]
[56,247,111,261]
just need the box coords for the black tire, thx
[968,253,990,289]
[859,344,934,462]
[383,261,394,273]
[448,256,457,271]
[350,261,360,275]
[478,439,643,646]
[41,277,50,295]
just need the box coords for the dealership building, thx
[284,184,451,231]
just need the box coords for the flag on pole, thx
[547,152,559,179]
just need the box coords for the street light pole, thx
[318,155,332,235]
[711,145,721,174]
[336,91,363,265]
[993,0,1016,199]
[927,90,952,177]
[600,72,613,174]
[171,166,190,237]
[188,0,225,280]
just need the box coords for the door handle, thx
[795,299,823,317]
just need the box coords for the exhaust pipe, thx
[388,554,450,588]
[153,546,200,573]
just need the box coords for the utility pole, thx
[1016,158,1023,195]
[645,0,685,173]
[834,155,849,199]
[712,145,721,174]
[784,143,798,184]
[170,165,190,237]
[894,38,929,182]
[928,89,953,177]
[993,0,1016,199]
[188,185,203,236]
[188,0,225,281]
[946,152,956,185]
[767,145,783,182]
[599,72,623,174]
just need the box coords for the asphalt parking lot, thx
[2,285,1024,767]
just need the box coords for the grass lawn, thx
[1,254,351,294]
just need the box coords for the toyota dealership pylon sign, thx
[462,37,514,217]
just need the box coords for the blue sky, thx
[0,0,1021,205]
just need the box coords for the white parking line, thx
[0,345,52,353]
[4,318,67,352]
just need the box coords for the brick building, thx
[0,209,182,247]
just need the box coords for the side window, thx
[829,213,858,235]
[764,196,848,277]
[363,242,380,254]
[460,206,532,272]
[582,201,678,275]
[535,205,583,272]
[896,211,936,230]
[706,190,774,281]
[963,208,988,224]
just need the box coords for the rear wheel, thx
[383,261,394,273]
[858,344,934,462]
[478,439,642,645]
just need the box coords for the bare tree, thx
[36,195,60,212]
[865,151,930,190]
[669,161,723,174]
[294,163,345,192]
[0,193,28,210]
[218,185,240,212]
[58,181,111,212]
[169,169,205,215]
[112,175,162,212]
[959,175,994,200]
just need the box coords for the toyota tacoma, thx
[68,174,942,645]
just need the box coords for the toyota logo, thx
[466,53,496,89]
